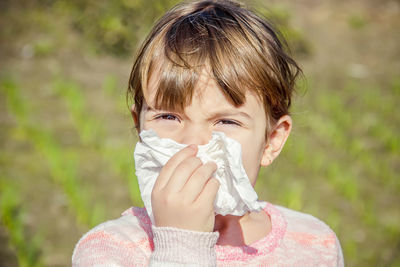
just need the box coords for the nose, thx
[178,125,212,146]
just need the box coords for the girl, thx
[72,0,344,266]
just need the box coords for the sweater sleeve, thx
[150,225,219,267]
[72,230,149,266]
[72,217,219,267]
[335,234,345,266]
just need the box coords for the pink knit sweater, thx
[72,202,344,266]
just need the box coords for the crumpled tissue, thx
[134,129,264,223]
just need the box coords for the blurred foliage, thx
[0,178,44,267]
[0,0,309,56]
[1,78,106,228]
[348,13,368,30]
[255,4,311,56]
[43,0,181,55]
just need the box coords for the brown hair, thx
[127,0,301,136]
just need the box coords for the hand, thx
[151,145,220,232]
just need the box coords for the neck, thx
[214,212,250,230]
[213,210,271,246]
[213,212,250,246]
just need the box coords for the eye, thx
[216,119,241,126]
[154,113,180,122]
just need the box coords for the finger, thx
[164,156,203,193]
[196,178,220,208]
[154,145,198,190]
[181,162,217,203]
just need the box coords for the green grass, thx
[348,13,368,30]
[52,76,142,205]
[1,78,106,228]
[0,178,44,267]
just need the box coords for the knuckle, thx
[209,177,219,186]
[193,157,203,165]
[181,157,201,169]
[179,161,191,170]
[197,166,215,180]
[211,163,218,172]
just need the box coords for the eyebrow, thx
[145,105,180,113]
[145,104,251,120]
[207,110,251,120]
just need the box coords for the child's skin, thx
[131,67,292,246]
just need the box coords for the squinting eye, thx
[216,119,241,126]
[155,114,180,122]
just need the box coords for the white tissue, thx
[134,129,264,223]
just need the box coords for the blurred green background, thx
[0,0,399,266]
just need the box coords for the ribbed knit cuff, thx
[151,225,219,266]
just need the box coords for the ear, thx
[261,115,292,166]
[130,104,139,131]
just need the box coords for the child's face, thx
[137,69,273,186]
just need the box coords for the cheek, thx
[140,119,179,141]
[240,140,265,185]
